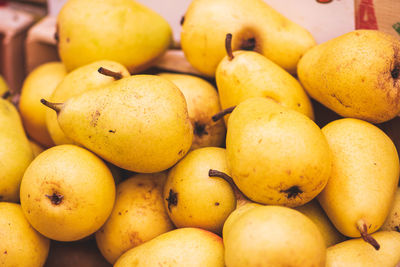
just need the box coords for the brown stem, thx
[225,33,234,61]
[212,106,236,122]
[45,193,64,205]
[98,67,123,80]
[209,169,249,200]
[40,99,63,113]
[1,91,10,99]
[180,15,185,26]
[356,219,380,250]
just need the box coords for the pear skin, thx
[46,60,130,145]
[181,0,315,77]
[326,231,400,267]
[381,187,400,232]
[318,118,399,244]
[224,205,326,267]
[226,97,331,207]
[114,228,224,267]
[57,0,172,72]
[43,75,193,173]
[298,30,400,123]
[158,73,226,149]
[295,200,346,247]
[0,98,34,202]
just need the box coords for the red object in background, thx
[316,0,333,3]
[356,0,379,29]
[0,0,8,7]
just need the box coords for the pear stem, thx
[356,219,380,250]
[98,67,123,80]
[40,99,63,113]
[208,169,248,200]
[180,15,185,26]
[1,91,10,99]
[225,33,234,61]
[212,106,236,122]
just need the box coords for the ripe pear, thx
[298,30,400,123]
[158,73,226,149]
[226,97,331,207]
[46,60,130,145]
[96,172,174,264]
[29,139,45,157]
[42,75,193,173]
[57,0,172,73]
[222,202,262,238]
[19,62,66,147]
[295,200,346,247]
[0,202,50,267]
[224,205,326,267]
[20,145,116,241]
[181,0,316,77]
[381,187,400,231]
[163,147,236,234]
[114,228,224,267]
[216,35,314,122]
[0,98,34,202]
[318,118,399,249]
[326,231,400,267]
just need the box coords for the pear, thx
[57,0,172,72]
[96,172,174,264]
[29,139,45,157]
[158,73,226,149]
[222,202,262,238]
[295,200,346,247]
[381,187,400,232]
[19,62,66,147]
[224,205,326,267]
[181,0,316,77]
[0,98,34,202]
[326,231,400,267]
[0,202,50,267]
[46,60,130,145]
[318,118,399,250]
[298,30,400,123]
[42,75,193,173]
[114,228,224,267]
[163,147,236,234]
[216,34,314,122]
[20,144,116,241]
[226,97,331,207]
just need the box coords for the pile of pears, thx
[1,0,400,266]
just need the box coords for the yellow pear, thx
[96,172,174,264]
[158,73,226,149]
[163,147,236,234]
[222,202,262,238]
[42,75,193,173]
[318,118,399,249]
[181,0,316,77]
[29,139,45,157]
[0,98,34,202]
[20,144,116,241]
[0,202,50,267]
[224,205,326,267]
[216,35,314,122]
[381,187,400,231]
[19,62,67,147]
[326,231,400,267]
[114,227,224,267]
[298,30,400,123]
[295,200,346,247]
[57,0,172,73]
[226,97,331,207]
[46,60,130,145]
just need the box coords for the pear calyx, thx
[1,91,10,99]
[40,99,64,113]
[225,33,234,61]
[166,189,178,212]
[45,192,64,205]
[392,66,399,79]
[357,219,380,250]
[212,106,236,122]
[98,67,123,80]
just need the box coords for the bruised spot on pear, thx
[166,189,178,212]
[45,192,64,205]
[281,186,303,199]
